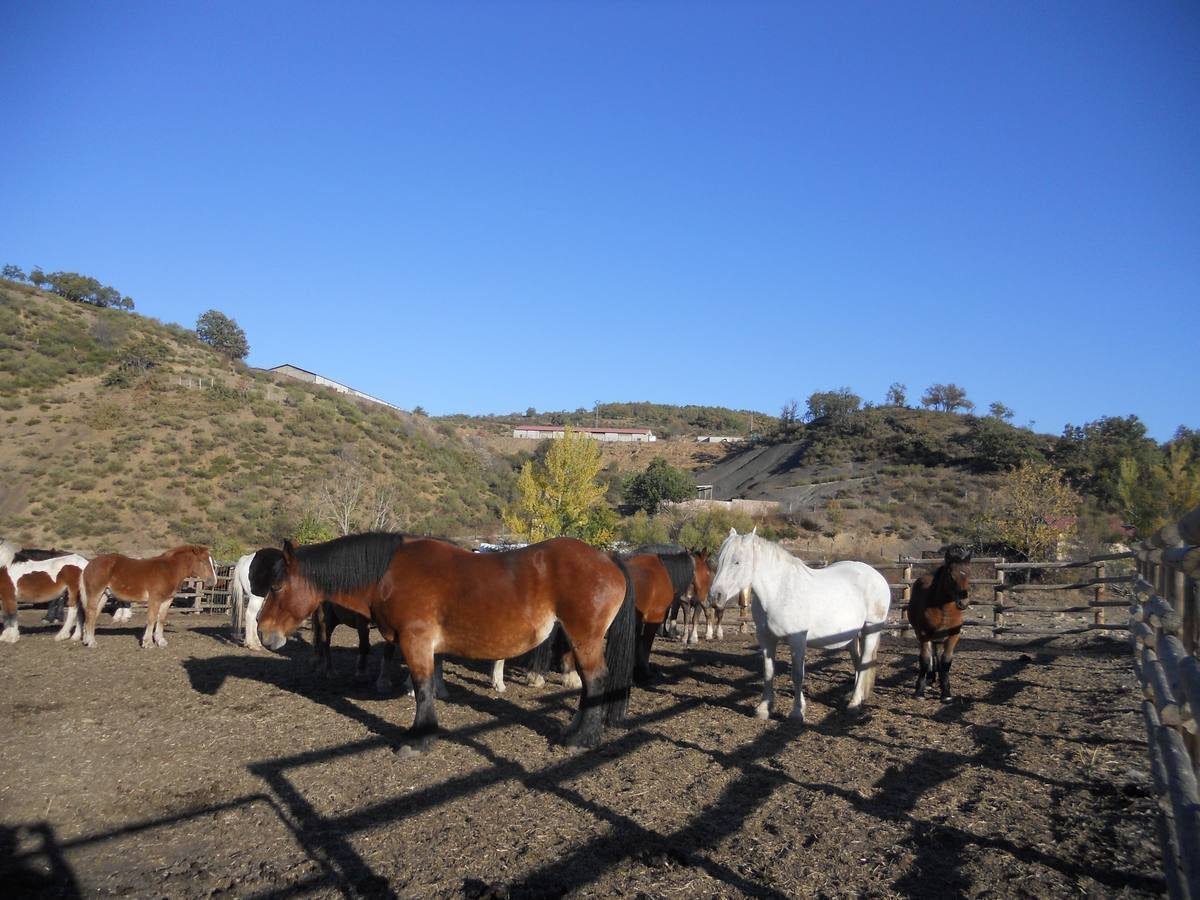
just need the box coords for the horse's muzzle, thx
[259,629,287,651]
[955,599,970,610]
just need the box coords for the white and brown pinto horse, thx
[77,545,216,648]
[0,541,89,643]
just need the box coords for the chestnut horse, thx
[907,546,972,701]
[77,545,216,648]
[1,551,88,643]
[257,534,638,749]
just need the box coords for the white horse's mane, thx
[0,539,18,570]
[740,531,810,572]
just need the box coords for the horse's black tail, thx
[603,555,638,725]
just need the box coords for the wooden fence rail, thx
[1131,502,1200,899]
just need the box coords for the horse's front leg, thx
[141,600,160,648]
[786,631,809,722]
[939,633,960,701]
[375,642,395,694]
[354,622,371,681]
[755,630,779,720]
[400,639,441,750]
[244,594,265,650]
[915,640,933,698]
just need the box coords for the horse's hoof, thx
[561,726,602,749]
[527,673,545,688]
[754,702,771,720]
[394,744,424,759]
[493,682,506,693]
[941,694,954,703]
[562,672,583,691]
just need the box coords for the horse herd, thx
[0,530,974,750]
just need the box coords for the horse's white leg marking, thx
[786,631,809,722]
[0,612,18,643]
[141,601,157,648]
[154,600,169,647]
[686,603,700,645]
[755,630,779,720]
[562,670,583,690]
[850,629,882,707]
[527,671,545,688]
[245,593,264,650]
[491,660,506,692]
[55,602,78,641]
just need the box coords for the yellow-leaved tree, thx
[985,460,1080,560]
[503,427,616,546]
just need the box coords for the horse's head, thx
[690,550,714,606]
[942,549,972,610]
[257,540,322,650]
[183,545,217,586]
[708,528,755,610]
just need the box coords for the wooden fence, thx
[171,562,235,614]
[881,553,1135,638]
[1130,503,1200,899]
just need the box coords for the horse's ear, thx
[282,539,297,564]
[751,526,757,536]
[728,527,738,538]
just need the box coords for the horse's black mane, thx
[631,544,695,598]
[248,547,285,597]
[14,547,70,563]
[291,532,413,597]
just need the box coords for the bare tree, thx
[317,459,369,535]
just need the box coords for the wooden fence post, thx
[994,566,1005,636]
[1095,563,1106,627]
[900,563,913,638]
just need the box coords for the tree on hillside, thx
[921,383,974,413]
[806,388,861,423]
[776,399,802,439]
[624,457,695,515]
[988,401,1014,421]
[675,508,755,555]
[502,427,615,545]
[1054,415,1158,509]
[967,417,1041,472]
[983,460,1080,560]
[885,383,907,407]
[2,264,25,281]
[38,270,134,310]
[196,309,249,360]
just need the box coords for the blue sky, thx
[3,2,1197,441]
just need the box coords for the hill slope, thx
[0,281,512,555]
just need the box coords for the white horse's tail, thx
[230,571,247,629]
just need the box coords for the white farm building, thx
[512,424,657,443]
[267,364,402,411]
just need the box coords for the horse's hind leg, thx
[849,629,881,709]
[634,619,658,686]
[561,637,607,748]
[491,659,506,692]
[0,576,18,643]
[915,640,933,698]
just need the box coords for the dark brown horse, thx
[624,553,676,685]
[257,534,638,749]
[907,546,972,701]
[78,545,216,648]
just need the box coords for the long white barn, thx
[512,424,656,443]
[267,363,402,411]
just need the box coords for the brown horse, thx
[624,553,676,685]
[907,546,972,701]
[78,545,216,648]
[257,534,638,749]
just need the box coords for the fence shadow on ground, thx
[16,629,1161,899]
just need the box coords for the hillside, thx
[0,281,514,555]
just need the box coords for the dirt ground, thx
[1,607,1163,899]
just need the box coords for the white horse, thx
[708,529,890,722]
[231,552,267,650]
